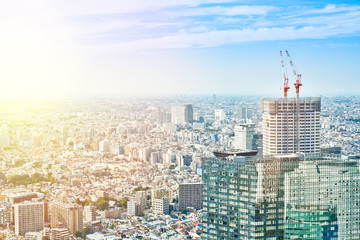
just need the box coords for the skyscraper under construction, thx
[262,97,321,155]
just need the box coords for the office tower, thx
[194,113,204,123]
[99,139,111,153]
[178,183,202,210]
[233,124,255,150]
[139,147,152,162]
[177,155,192,167]
[151,188,174,206]
[165,153,176,165]
[127,201,138,216]
[246,108,254,119]
[252,133,263,152]
[262,97,321,155]
[239,107,253,122]
[171,104,193,124]
[171,106,185,124]
[215,109,226,121]
[153,197,169,215]
[14,202,44,235]
[50,202,83,235]
[239,107,246,120]
[284,156,360,239]
[155,107,167,124]
[135,191,147,216]
[150,151,163,165]
[202,155,292,239]
[83,204,96,224]
[202,154,360,239]
[184,104,193,123]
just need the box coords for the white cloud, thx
[314,4,360,14]
[91,21,360,52]
[172,5,278,16]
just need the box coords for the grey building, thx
[178,183,202,210]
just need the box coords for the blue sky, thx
[0,0,359,98]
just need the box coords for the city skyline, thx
[1,1,360,99]
[1,2,360,238]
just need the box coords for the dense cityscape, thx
[1,0,360,239]
[0,95,359,239]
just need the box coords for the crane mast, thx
[280,51,290,98]
[285,50,302,153]
[285,50,302,97]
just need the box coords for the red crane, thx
[280,51,290,98]
[285,50,302,153]
[285,50,302,95]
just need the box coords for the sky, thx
[0,0,360,99]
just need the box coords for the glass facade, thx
[202,154,360,239]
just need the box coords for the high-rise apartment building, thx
[262,97,321,155]
[50,202,83,235]
[233,124,255,150]
[202,154,360,239]
[135,191,147,216]
[153,197,169,215]
[14,201,44,235]
[83,204,96,224]
[178,183,202,210]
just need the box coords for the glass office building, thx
[202,154,360,239]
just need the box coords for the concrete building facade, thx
[262,97,321,155]
[178,183,202,210]
[14,201,44,235]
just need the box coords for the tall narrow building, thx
[233,124,255,150]
[262,97,321,155]
[50,202,83,235]
[184,104,193,123]
[14,201,44,235]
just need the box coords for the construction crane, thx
[280,51,290,98]
[285,50,302,97]
[285,50,302,153]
